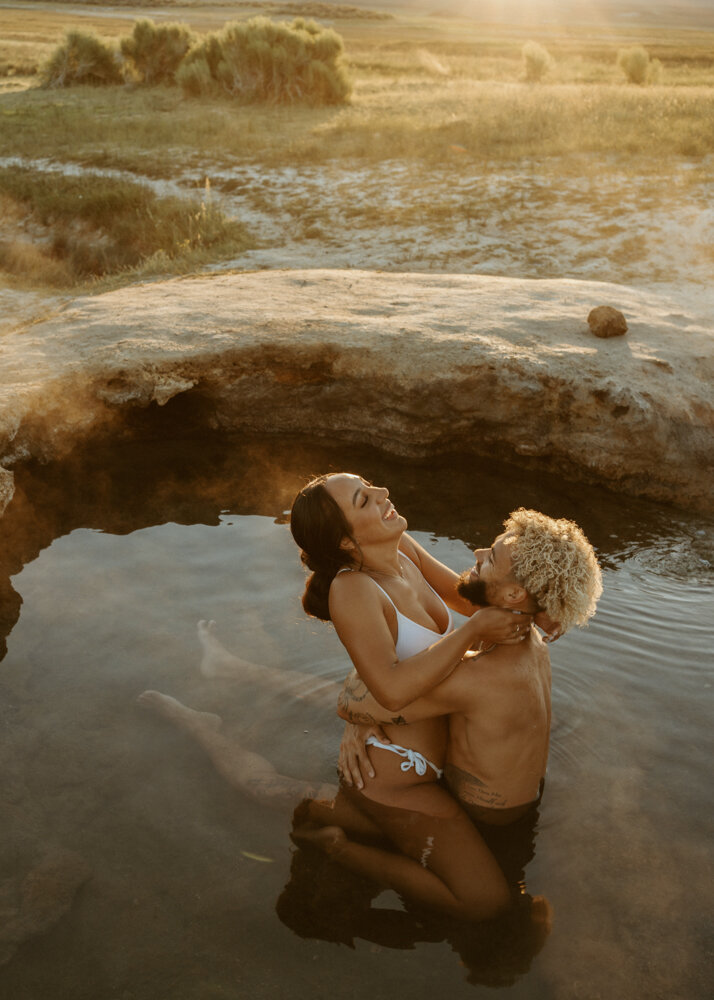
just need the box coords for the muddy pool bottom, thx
[0,429,711,1000]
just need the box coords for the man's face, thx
[457,532,517,606]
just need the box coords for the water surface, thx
[0,429,711,999]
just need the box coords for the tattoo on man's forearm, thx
[342,674,369,702]
[339,673,393,727]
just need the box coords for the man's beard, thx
[456,570,490,607]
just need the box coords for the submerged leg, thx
[138,690,336,810]
[197,620,340,710]
[293,785,515,922]
[294,791,386,844]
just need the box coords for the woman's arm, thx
[398,533,481,617]
[329,571,526,712]
[336,664,480,788]
[337,663,477,728]
[400,534,563,640]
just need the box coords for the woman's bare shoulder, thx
[328,570,393,646]
[329,569,377,602]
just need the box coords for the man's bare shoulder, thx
[462,631,550,680]
[437,653,496,717]
[530,628,552,664]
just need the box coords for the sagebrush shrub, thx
[41,30,122,88]
[648,57,663,84]
[175,55,215,97]
[618,46,650,85]
[178,16,351,105]
[120,19,194,85]
[522,40,552,83]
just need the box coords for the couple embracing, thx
[142,470,601,931]
[288,473,601,925]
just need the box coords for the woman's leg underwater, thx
[139,694,526,922]
[197,620,341,711]
[138,690,383,844]
[293,783,513,922]
[138,690,336,809]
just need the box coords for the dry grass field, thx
[0,0,712,308]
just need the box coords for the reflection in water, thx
[277,847,548,989]
[0,422,712,998]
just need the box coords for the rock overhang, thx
[0,269,711,515]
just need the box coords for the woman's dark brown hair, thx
[290,474,357,621]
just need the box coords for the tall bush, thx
[522,40,553,83]
[176,32,225,97]
[178,16,351,105]
[617,46,651,85]
[175,55,215,98]
[41,30,122,88]
[121,19,194,85]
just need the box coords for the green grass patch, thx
[1,77,712,175]
[0,166,252,287]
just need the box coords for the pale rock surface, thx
[0,270,711,514]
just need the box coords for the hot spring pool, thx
[0,429,711,999]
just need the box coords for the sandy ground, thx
[215,158,714,310]
[1,153,712,334]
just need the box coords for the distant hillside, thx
[55,0,392,18]
[53,0,714,29]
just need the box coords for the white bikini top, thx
[340,552,454,659]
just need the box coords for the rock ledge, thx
[0,269,711,514]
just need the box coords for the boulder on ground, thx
[588,305,628,338]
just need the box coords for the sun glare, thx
[452,0,617,31]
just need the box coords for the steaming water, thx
[0,431,711,1000]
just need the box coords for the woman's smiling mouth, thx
[382,503,397,521]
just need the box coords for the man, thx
[336,508,602,826]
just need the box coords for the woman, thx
[289,472,532,921]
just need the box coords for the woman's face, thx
[324,474,406,548]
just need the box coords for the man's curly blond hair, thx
[503,508,602,632]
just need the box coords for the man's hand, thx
[337,722,390,790]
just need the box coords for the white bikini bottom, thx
[365,736,443,779]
